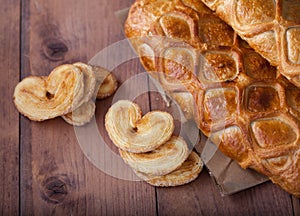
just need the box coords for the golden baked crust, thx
[14,64,84,121]
[91,65,118,99]
[62,100,96,126]
[134,151,203,187]
[125,0,300,196]
[200,0,300,87]
[96,73,118,99]
[105,100,175,153]
[170,92,195,120]
[119,136,189,176]
[14,63,117,124]
[73,62,97,104]
[60,63,97,125]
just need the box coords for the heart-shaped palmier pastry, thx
[105,100,174,153]
[61,63,97,125]
[73,62,97,104]
[62,63,118,126]
[119,136,189,176]
[134,151,203,187]
[96,73,118,99]
[62,100,96,126]
[14,64,84,121]
[92,65,118,100]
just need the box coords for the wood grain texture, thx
[6,0,298,214]
[293,196,300,216]
[148,91,295,215]
[0,0,20,215]
[20,0,156,214]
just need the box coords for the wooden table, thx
[1,0,299,215]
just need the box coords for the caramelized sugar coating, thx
[125,0,300,196]
[96,73,118,99]
[73,62,97,104]
[120,136,189,176]
[134,151,203,187]
[105,100,174,153]
[14,62,118,125]
[201,0,300,87]
[92,65,118,100]
[62,100,96,126]
[14,64,85,121]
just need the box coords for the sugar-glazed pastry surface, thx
[125,0,300,197]
[200,0,300,87]
[119,136,189,176]
[105,100,174,153]
[133,151,203,187]
[14,62,118,125]
[14,64,85,121]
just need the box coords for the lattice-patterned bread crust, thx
[125,0,300,197]
[200,0,300,88]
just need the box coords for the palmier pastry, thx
[14,62,118,125]
[62,64,118,125]
[62,100,96,126]
[105,100,174,153]
[92,65,118,99]
[73,62,97,104]
[96,73,118,99]
[134,151,203,187]
[125,0,300,197]
[119,136,189,176]
[14,64,84,121]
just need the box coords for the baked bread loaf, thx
[125,0,300,197]
[200,0,300,87]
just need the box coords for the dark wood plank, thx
[148,91,294,215]
[293,197,300,216]
[20,0,156,214]
[156,172,293,215]
[0,0,20,215]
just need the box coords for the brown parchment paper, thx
[115,8,268,196]
[195,133,267,195]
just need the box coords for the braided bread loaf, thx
[200,0,300,87]
[125,0,300,197]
